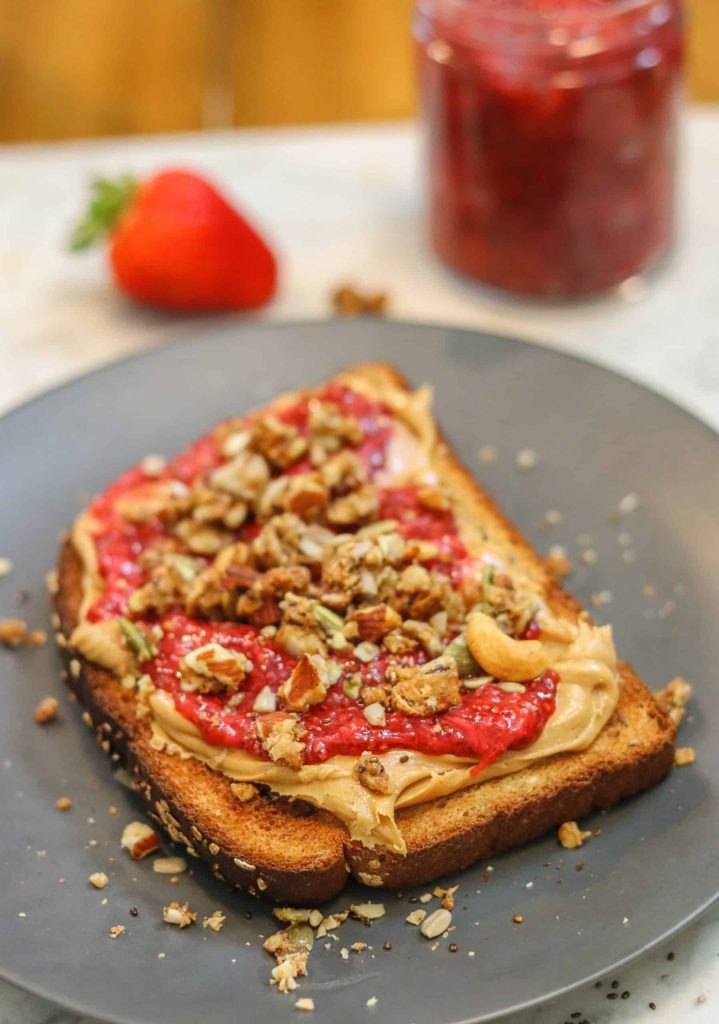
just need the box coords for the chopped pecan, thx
[247,598,282,627]
[354,751,393,794]
[256,712,306,769]
[249,415,307,469]
[280,592,319,628]
[321,552,361,594]
[252,513,306,568]
[327,485,379,527]
[209,450,270,500]
[382,628,419,655]
[318,449,366,491]
[397,564,431,593]
[308,398,364,444]
[279,654,329,712]
[390,656,461,717]
[350,603,402,642]
[331,284,387,317]
[359,682,392,707]
[174,519,232,555]
[283,475,329,520]
[181,643,253,692]
[400,619,443,657]
[128,559,191,616]
[275,623,327,658]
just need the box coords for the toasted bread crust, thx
[55,362,675,902]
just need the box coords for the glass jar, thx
[414,0,684,297]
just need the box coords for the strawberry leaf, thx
[69,174,137,251]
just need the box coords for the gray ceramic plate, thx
[1,320,717,1024]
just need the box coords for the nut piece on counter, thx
[33,696,59,724]
[674,746,696,767]
[121,821,160,859]
[163,901,196,928]
[654,675,693,728]
[89,872,109,889]
[349,902,386,925]
[420,908,452,939]
[55,796,72,810]
[202,910,226,932]
[1,617,47,648]
[331,284,387,317]
[558,820,592,849]
[406,908,427,926]
[153,856,188,875]
[544,545,572,580]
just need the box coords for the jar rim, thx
[413,0,679,54]
[416,0,674,27]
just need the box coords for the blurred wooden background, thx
[0,0,715,143]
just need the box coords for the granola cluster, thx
[106,388,541,773]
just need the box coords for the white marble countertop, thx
[1,112,718,1024]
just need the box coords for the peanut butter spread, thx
[70,367,620,855]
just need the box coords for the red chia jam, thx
[414,0,684,296]
[85,385,558,769]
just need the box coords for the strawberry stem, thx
[69,174,137,251]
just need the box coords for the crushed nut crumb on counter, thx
[163,901,196,928]
[121,821,160,859]
[202,910,226,932]
[674,747,695,767]
[89,872,109,889]
[55,796,72,810]
[0,617,47,648]
[33,696,59,723]
[558,821,592,849]
[654,676,693,728]
[109,925,125,939]
[153,856,188,874]
[331,284,387,317]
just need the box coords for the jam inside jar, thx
[414,0,684,297]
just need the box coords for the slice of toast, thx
[55,362,675,903]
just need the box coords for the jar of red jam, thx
[414,0,684,297]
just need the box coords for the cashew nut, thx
[465,612,550,682]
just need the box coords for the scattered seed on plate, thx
[515,448,538,470]
[618,492,640,515]
[477,445,497,465]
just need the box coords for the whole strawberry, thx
[70,169,277,312]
